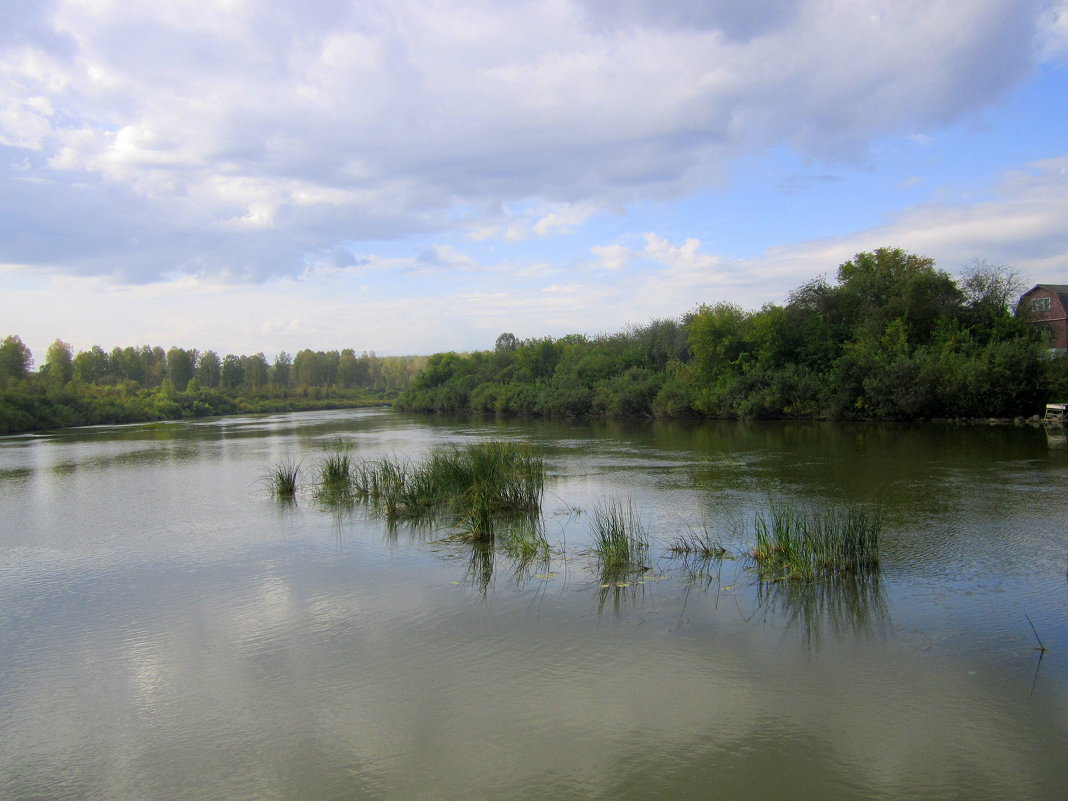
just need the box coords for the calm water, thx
[1,409,1066,800]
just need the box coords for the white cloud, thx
[6,151,1068,363]
[589,243,632,271]
[0,0,1055,283]
[1039,0,1068,57]
[532,203,597,236]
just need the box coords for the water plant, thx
[315,448,355,503]
[349,441,546,537]
[750,500,881,581]
[667,524,729,559]
[265,459,301,500]
[499,516,551,573]
[590,497,649,571]
[318,450,352,485]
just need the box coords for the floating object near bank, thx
[1043,403,1068,422]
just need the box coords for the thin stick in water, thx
[1025,613,1047,652]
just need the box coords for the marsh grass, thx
[750,501,881,581]
[499,516,551,572]
[265,459,301,501]
[315,449,355,502]
[350,441,546,538]
[590,498,649,571]
[667,524,729,559]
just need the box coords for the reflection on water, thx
[756,571,889,650]
[1044,422,1067,449]
[2,409,1067,801]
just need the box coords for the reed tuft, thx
[349,440,546,538]
[750,500,880,581]
[590,497,649,570]
[265,459,301,500]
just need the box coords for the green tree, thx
[166,347,197,392]
[242,353,269,391]
[142,346,168,388]
[0,335,33,383]
[272,351,292,388]
[197,350,222,388]
[686,303,751,375]
[495,332,518,352]
[44,339,74,387]
[221,354,244,389]
[336,348,360,388]
[73,345,110,384]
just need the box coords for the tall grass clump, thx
[590,498,649,571]
[316,449,354,501]
[750,501,880,581]
[349,441,546,539]
[265,459,301,501]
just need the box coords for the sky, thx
[2,0,1068,362]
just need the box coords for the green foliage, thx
[0,335,33,383]
[0,250,1055,433]
[751,501,881,581]
[315,447,355,502]
[398,248,1056,422]
[0,334,413,434]
[590,497,649,571]
[350,441,546,541]
[265,460,302,501]
[44,340,74,387]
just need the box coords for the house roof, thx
[1020,285,1068,316]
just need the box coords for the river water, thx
[1,409,1066,800]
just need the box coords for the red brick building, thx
[1017,284,1068,352]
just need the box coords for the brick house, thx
[1017,285,1068,352]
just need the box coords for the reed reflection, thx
[756,569,889,649]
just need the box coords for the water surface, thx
[1,410,1066,800]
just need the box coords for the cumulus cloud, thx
[0,0,1056,283]
[468,201,598,242]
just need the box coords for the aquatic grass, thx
[348,441,546,536]
[667,524,729,559]
[750,500,881,581]
[265,459,302,500]
[318,451,352,486]
[499,515,551,568]
[590,497,649,571]
[315,449,355,501]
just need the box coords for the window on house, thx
[1031,297,1051,312]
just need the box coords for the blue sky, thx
[2,0,1067,362]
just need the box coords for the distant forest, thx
[0,340,426,435]
[4,248,1066,435]
[395,248,1068,422]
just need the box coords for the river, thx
[1,409,1066,800]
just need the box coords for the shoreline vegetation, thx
[394,249,1068,422]
[0,344,425,435]
[4,248,1068,435]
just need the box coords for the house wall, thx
[1019,287,1068,349]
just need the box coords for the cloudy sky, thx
[2,0,1067,361]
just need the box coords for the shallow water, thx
[1,410,1066,800]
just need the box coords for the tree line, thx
[395,249,1068,421]
[0,339,426,434]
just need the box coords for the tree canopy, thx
[396,249,1066,421]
